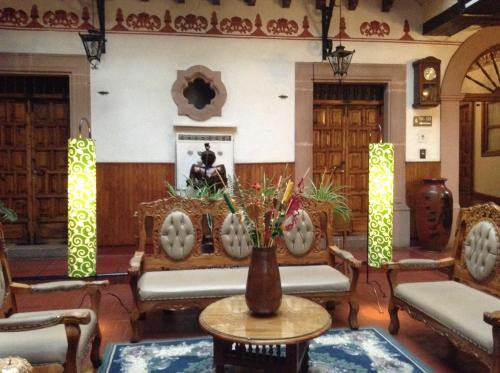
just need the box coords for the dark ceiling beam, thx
[210,0,221,4]
[282,0,291,8]
[316,0,326,10]
[423,1,500,36]
[245,0,256,5]
[347,0,358,10]
[382,0,394,12]
[176,0,185,3]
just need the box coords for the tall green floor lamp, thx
[68,118,96,277]
[368,141,394,268]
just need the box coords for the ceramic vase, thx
[415,178,453,250]
[245,246,282,316]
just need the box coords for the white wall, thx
[0,0,470,164]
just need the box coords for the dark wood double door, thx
[313,97,383,233]
[0,75,69,243]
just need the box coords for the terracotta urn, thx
[245,246,282,316]
[415,178,453,250]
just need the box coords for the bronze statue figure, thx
[188,143,227,191]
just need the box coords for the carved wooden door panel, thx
[0,99,31,241]
[31,99,69,242]
[0,75,69,243]
[313,102,382,233]
[459,102,473,196]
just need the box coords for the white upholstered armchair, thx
[0,224,108,373]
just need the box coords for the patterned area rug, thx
[100,328,430,373]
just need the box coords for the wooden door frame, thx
[458,100,474,197]
[0,53,90,137]
[295,62,410,247]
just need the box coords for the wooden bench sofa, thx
[385,202,500,372]
[128,196,361,341]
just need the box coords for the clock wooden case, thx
[413,56,441,108]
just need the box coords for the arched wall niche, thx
[440,26,500,244]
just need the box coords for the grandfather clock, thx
[413,56,441,108]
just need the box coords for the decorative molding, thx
[360,20,390,37]
[220,16,253,34]
[171,65,227,121]
[26,5,43,28]
[111,8,128,31]
[267,18,299,36]
[126,12,161,31]
[174,14,208,32]
[298,16,313,37]
[251,14,266,36]
[0,7,28,26]
[42,9,79,28]
[400,19,413,41]
[333,16,350,39]
[207,11,221,34]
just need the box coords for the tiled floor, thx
[8,246,486,372]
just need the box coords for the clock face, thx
[423,67,437,81]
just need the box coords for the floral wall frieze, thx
[360,20,390,37]
[0,4,462,45]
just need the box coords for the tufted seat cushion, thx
[160,211,195,260]
[220,213,252,259]
[464,220,499,281]
[138,265,350,301]
[283,210,315,256]
[395,281,500,353]
[0,309,96,364]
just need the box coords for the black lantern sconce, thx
[79,0,106,69]
[321,0,355,79]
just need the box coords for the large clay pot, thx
[415,178,453,250]
[245,246,282,316]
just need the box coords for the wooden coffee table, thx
[199,294,331,373]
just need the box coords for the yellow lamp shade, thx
[68,137,96,277]
[368,143,394,267]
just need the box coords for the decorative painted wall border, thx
[0,5,460,45]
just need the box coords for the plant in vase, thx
[221,173,305,316]
[0,201,17,241]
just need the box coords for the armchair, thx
[384,203,500,372]
[0,224,109,373]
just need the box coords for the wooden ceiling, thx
[157,0,395,12]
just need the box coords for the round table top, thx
[199,295,331,345]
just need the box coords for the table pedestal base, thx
[213,338,309,373]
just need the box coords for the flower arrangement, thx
[220,172,306,249]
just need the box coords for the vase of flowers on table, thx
[220,173,305,316]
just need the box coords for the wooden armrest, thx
[329,245,362,268]
[11,280,109,294]
[484,311,500,327]
[0,310,91,332]
[128,251,145,274]
[383,257,455,270]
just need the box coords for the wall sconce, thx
[368,142,394,267]
[321,0,355,78]
[79,0,106,69]
[68,118,97,277]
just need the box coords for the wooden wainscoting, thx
[96,162,293,247]
[97,163,174,246]
[405,162,441,240]
[234,163,295,186]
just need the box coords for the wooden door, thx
[313,102,382,233]
[459,102,474,195]
[0,75,69,243]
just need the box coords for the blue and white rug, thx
[100,328,431,373]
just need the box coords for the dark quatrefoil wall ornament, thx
[171,65,227,121]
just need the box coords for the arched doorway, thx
[440,26,500,239]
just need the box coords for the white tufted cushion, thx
[220,213,252,259]
[160,211,195,260]
[283,209,314,256]
[464,221,499,281]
